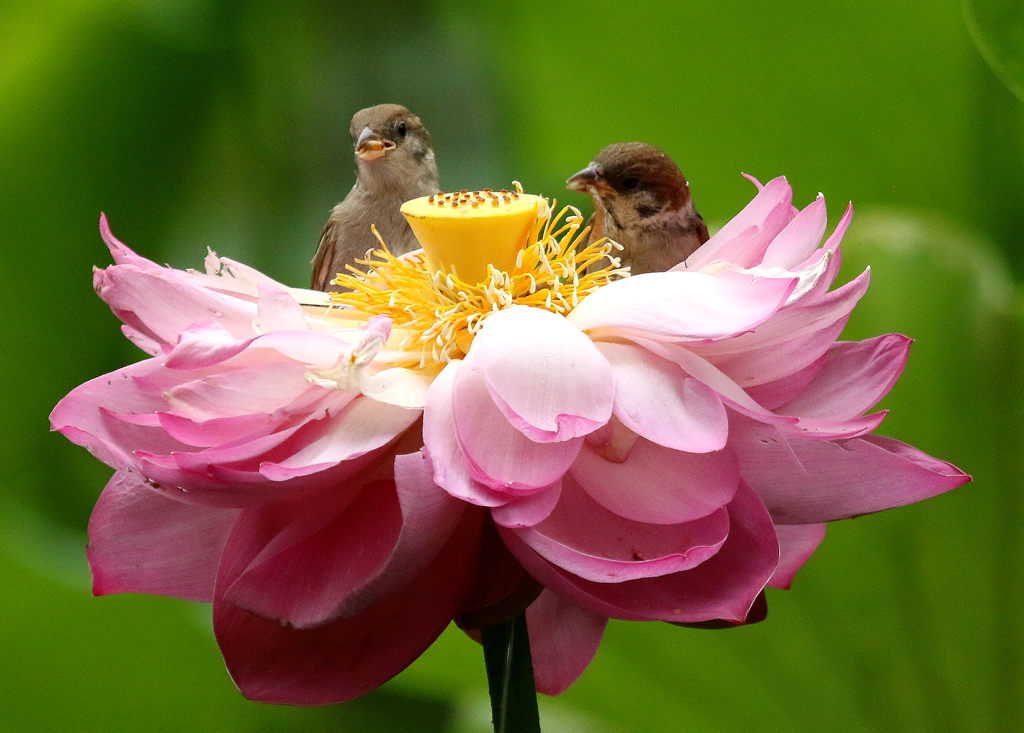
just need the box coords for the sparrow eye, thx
[621,177,640,190]
[396,121,408,138]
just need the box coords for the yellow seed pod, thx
[400,189,548,284]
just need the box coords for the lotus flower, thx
[52,177,969,704]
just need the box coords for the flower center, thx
[328,186,628,367]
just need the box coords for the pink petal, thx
[769,523,826,589]
[778,334,911,419]
[500,480,778,623]
[688,269,872,387]
[683,176,795,270]
[732,417,971,523]
[526,590,607,695]
[95,264,260,352]
[571,437,739,525]
[214,511,482,705]
[805,202,853,297]
[492,483,563,528]
[568,270,796,341]
[467,307,613,442]
[452,366,582,494]
[507,475,730,583]
[88,470,237,601]
[761,194,828,268]
[597,341,727,453]
[423,361,510,507]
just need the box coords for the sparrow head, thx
[566,142,694,229]
[348,103,438,190]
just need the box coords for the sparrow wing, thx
[311,217,339,291]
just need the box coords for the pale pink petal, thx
[254,282,309,333]
[761,194,828,268]
[682,176,795,270]
[571,437,739,525]
[88,470,237,601]
[597,342,727,452]
[769,523,826,589]
[466,307,613,442]
[732,417,971,523]
[266,396,419,471]
[163,324,256,369]
[507,476,729,582]
[163,360,316,421]
[569,270,796,341]
[500,481,777,623]
[423,361,510,507]
[214,512,482,705]
[452,366,582,494]
[779,335,911,419]
[526,590,607,695]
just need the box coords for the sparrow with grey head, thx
[312,103,439,291]
[566,142,709,274]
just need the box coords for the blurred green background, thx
[2,0,1022,730]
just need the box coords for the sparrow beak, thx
[355,126,397,161]
[566,163,614,197]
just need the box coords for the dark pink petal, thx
[508,475,730,582]
[452,366,582,494]
[571,437,739,525]
[683,176,795,270]
[779,334,911,419]
[769,523,826,589]
[597,341,727,453]
[339,451,472,612]
[500,481,778,623]
[214,511,482,705]
[218,483,399,628]
[568,270,796,341]
[88,470,237,601]
[526,590,607,695]
[732,417,971,523]
[467,307,613,442]
[423,361,510,506]
[761,194,828,269]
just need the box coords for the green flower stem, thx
[481,611,541,733]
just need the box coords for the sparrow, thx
[566,142,709,274]
[312,103,440,291]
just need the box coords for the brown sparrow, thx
[566,142,709,274]
[312,104,439,291]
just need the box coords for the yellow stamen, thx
[329,188,628,368]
